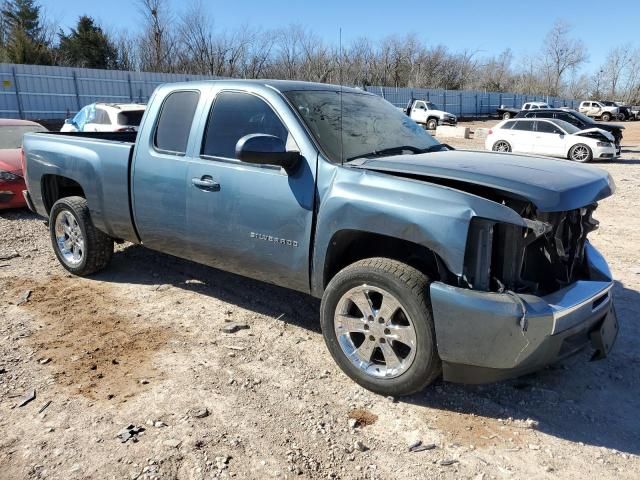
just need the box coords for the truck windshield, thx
[284,90,439,163]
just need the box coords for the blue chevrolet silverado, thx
[21,80,618,395]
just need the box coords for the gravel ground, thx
[1,120,639,480]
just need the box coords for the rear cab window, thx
[501,120,517,129]
[154,91,200,155]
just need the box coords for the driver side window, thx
[201,91,289,160]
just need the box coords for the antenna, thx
[339,27,344,166]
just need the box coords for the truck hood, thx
[351,150,615,212]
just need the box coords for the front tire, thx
[568,143,593,163]
[502,112,512,120]
[426,118,438,130]
[601,112,612,122]
[320,258,441,396]
[49,196,114,276]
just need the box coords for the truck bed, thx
[22,131,139,243]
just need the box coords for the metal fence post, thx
[127,74,134,102]
[72,71,81,110]
[475,94,478,118]
[11,66,24,119]
[443,90,447,111]
[459,92,463,117]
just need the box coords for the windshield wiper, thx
[345,143,452,162]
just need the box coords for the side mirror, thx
[64,119,71,124]
[235,134,300,172]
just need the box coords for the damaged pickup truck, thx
[22,80,618,395]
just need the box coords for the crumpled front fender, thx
[311,165,525,296]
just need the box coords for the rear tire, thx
[426,118,438,130]
[320,258,441,396]
[492,140,512,152]
[49,196,114,276]
[601,112,612,122]
[568,143,593,163]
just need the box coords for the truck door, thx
[411,101,428,124]
[132,89,201,258]
[185,90,316,292]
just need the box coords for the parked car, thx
[515,108,624,154]
[61,102,146,133]
[578,101,619,122]
[405,99,457,130]
[22,80,618,395]
[496,101,550,120]
[486,118,616,162]
[602,101,634,121]
[0,119,47,210]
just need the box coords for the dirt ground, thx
[1,120,639,480]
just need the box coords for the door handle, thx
[191,176,220,192]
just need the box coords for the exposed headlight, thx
[596,141,612,147]
[0,171,20,181]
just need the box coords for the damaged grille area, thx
[464,202,599,295]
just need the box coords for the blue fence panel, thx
[0,63,580,120]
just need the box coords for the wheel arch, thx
[320,229,453,294]
[41,174,86,215]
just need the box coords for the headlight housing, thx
[0,171,20,182]
[596,141,611,147]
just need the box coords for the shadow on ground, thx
[91,244,640,455]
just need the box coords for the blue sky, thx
[40,0,639,73]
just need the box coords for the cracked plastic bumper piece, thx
[430,242,618,384]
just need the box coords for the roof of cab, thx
[159,79,367,95]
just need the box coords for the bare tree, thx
[602,45,632,99]
[541,21,588,96]
[137,0,176,72]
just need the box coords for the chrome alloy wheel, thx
[493,140,511,152]
[571,144,590,161]
[54,210,85,267]
[334,285,417,379]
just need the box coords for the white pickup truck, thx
[578,101,619,122]
[405,100,457,130]
[496,102,550,120]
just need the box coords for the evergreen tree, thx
[58,16,118,69]
[1,0,51,64]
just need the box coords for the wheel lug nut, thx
[384,328,390,335]
[363,324,369,330]
[367,315,374,322]
[369,335,375,341]
[379,338,386,344]
[378,318,385,324]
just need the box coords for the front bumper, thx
[593,144,618,159]
[0,181,27,210]
[431,242,618,383]
[439,118,457,126]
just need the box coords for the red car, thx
[0,119,47,210]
